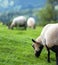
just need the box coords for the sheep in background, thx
[27,17,36,29]
[9,16,27,30]
[32,23,58,65]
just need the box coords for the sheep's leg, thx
[24,24,27,30]
[33,25,36,29]
[56,53,58,65]
[47,48,50,62]
[50,46,58,65]
[46,46,50,62]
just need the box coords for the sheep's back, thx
[12,16,26,25]
[44,24,58,47]
[41,24,58,47]
[27,17,35,26]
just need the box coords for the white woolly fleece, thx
[11,16,26,25]
[27,17,35,27]
[36,23,58,48]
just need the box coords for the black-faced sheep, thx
[27,17,36,29]
[9,16,27,30]
[32,23,58,65]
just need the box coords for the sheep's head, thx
[7,22,13,29]
[32,39,43,57]
[10,24,15,29]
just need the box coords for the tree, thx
[36,0,58,26]
[36,4,54,26]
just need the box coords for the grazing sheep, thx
[27,17,36,29]
[32,23,58,65]
[9,16,27,30]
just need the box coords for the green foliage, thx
[36,0,58,26]
[36,4,54,26]
[0,23,56,65]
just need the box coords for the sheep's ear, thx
[32,39,41,44]
[32,39,36,43]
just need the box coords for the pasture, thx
[0,23,56,65]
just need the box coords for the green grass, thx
[0,23,56,65]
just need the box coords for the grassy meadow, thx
[0,23,56,65]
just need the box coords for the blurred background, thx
[0,0,58,26]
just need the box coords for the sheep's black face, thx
[32,39,44,57]
[35,45,43,57]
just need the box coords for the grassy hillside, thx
[0,23,56,65]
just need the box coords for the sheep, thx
[9,16,27,30]
[32,23,58,65]
[27,17,36,29]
